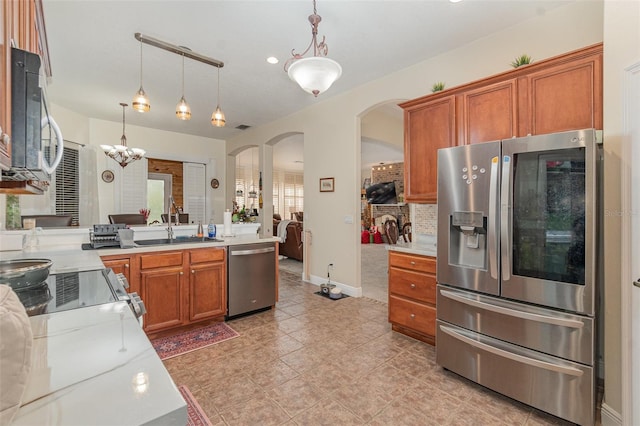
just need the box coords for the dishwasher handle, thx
[230,247,275,256]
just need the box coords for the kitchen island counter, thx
[12,302,187,425]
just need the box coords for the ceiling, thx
[41,0,571,142]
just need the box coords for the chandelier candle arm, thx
[284,0,341,97]
[101,103,145,168]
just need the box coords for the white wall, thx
[227,0,604,294]
[602,0,640,422]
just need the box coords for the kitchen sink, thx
[134,236,223,246]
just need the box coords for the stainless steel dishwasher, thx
[227,242,276,318]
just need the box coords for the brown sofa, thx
[274,218,303,261]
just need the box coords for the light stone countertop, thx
[12,302,187,426]
[1,233,278,425]
[386,234,437,258]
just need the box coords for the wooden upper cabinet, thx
[401,44,602,203]
[520,50,602,136]
[402,95,456,203]
[458,79,518,144]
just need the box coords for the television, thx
[366,181,397,204]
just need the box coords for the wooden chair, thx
[161,213,190,224]
[21,215,73,228]
[402,222,412,243]
[108,214,147,226]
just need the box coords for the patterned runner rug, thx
[152,322,239,360]
[179,385,213,426]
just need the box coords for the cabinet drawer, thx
[389,295,436,337]
[389,267,436,304]
[190,248,225,264]
[139,251,184,269]
[389,252,435,273]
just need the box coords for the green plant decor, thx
[431,82,445,93]
[511,54,533,68]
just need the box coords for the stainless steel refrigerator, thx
[436,129,602,425]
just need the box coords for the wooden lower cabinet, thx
[102,247,228,335]
[388,251,437,345]
[188,248,226,322]
[139,251,186,333]
[100,254,138,293]
[141,265,187,333]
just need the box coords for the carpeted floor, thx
[152,322,239,360]
[179,385,214,426]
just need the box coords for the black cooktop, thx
[15,269,119,316]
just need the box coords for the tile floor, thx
[163,270,580,426]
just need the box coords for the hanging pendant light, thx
[175,54,191,120]
[100,103,145,168]
[132,39,151,112]
[284,0,342,97]
[211,66,226,127]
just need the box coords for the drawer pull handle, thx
[410,313,415,319]
[410,261,416,265]
[410,283,416,289]
[192,270,195,274]
[125,264,129,268]
[180,271,184,275]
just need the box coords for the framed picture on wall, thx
[320,177,335,192]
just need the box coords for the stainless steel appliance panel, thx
[227,243,276,318]
[437,141,501,296]
[437,285,594,364]
[500,129,600,315]
[436,321,594,426]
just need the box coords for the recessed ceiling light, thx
[450,0,462,2]
[267,57,279,64]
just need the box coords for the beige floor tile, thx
[219,396,291,426]
[267,376,324,417]
[160,265,597,426]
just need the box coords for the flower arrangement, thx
[139,208,150,222]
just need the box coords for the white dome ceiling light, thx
[284,0,342,97]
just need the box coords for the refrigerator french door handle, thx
[500,156,512,280]
[440,324,584,377]
[440,289,585,329]
[488,156,500,279]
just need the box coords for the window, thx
[147,173,172,224]
[52,146,79,225]
[273,170,303,219]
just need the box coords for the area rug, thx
[152,323,239,360]
[179,385,214,426]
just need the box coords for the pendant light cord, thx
[139,40,143,86]
[121,103,127,146]
[181,54,185,95]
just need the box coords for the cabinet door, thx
[1,0,14,170]
[189,262,226,321]
[404,95,456,203]
[101,255,139,294]
[521,53,602,136]
[459,79,518,144]
[140,266,186,333]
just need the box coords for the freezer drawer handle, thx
[440,325,584,377]
[440,289,584,329]
[634,278,640,288]
[231,247,275,256]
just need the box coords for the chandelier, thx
[100,103,145,168]
[284,0,342,97]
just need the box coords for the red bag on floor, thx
[361,231,370,244]
[373,231,384,244]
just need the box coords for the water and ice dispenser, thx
[449,211,487,269]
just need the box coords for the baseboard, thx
[600,402,622,426]
[308,274,362,297]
